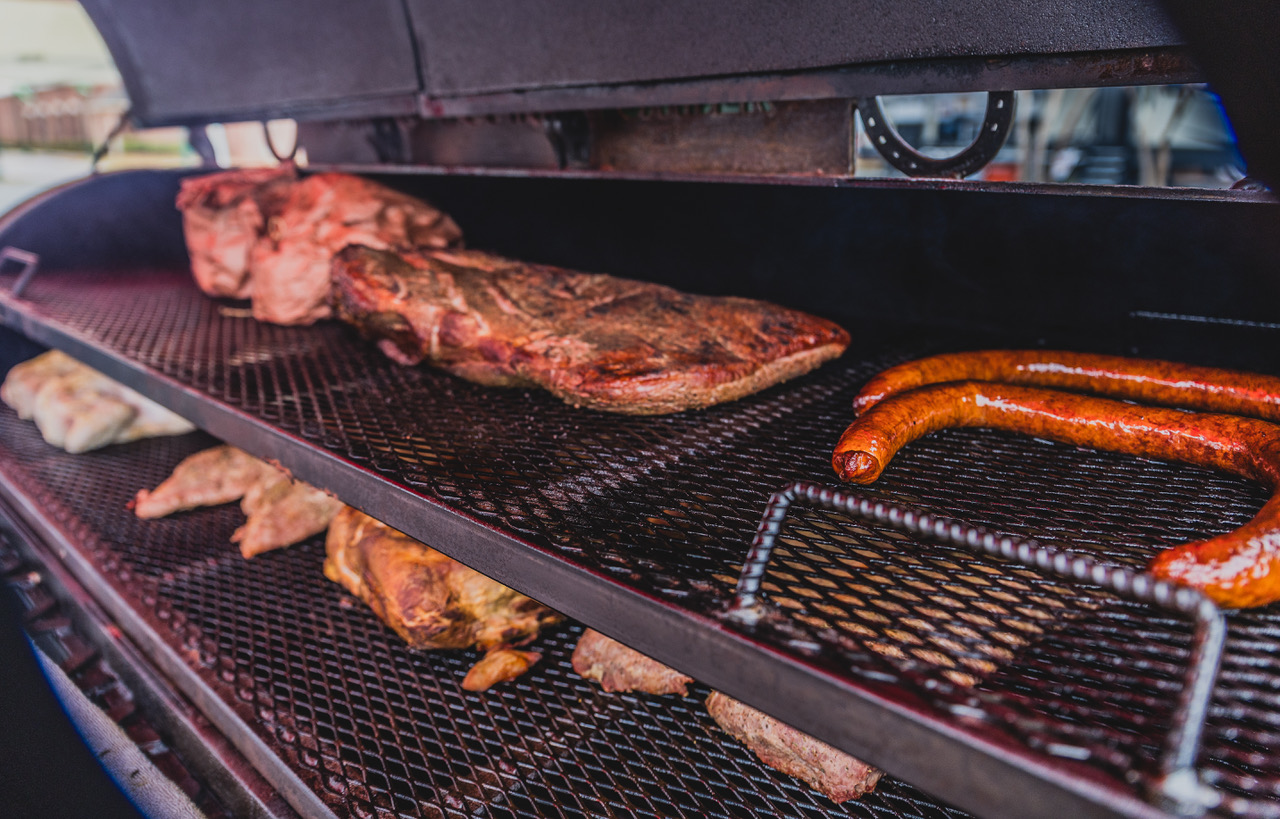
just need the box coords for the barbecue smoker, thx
[2,2,1280,818]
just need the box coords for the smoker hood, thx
[79,0,1187,129]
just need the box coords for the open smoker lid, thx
[81,0,1184,128]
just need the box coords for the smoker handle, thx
[727,480,1226,819]
[0,246,40,299]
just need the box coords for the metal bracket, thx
[90,108,133,174]
[857,91,1016,179]
[0,247,40,299]
[365,118,407,165]
[262,121,299,164]
[728,481,1225,818]
[543,112,591,170]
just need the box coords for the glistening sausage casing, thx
[832,381,1280,609]
[852,350,1280,421]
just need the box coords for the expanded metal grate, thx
[3,267,1280,815]
[0,412,971,819]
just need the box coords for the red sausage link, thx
[853,351,1280,421]
[832,381,1280,609]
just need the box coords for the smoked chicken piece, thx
[330,246,851,414]
[232,476,344,559]
[175,165,296,299]
[132,444,340,557]
[323,507,562,688]
[706,692,882,803]
[571,629,693,696]
[132,445,277,519]
[1,350,195,454]
[0,348,82,417]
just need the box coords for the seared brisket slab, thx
[330,246,850,414]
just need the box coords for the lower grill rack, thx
[0,412,971,819]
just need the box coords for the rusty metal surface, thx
[589,100,854,177]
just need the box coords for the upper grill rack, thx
[4,265,1280,818]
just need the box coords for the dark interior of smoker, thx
[4,2,1280,819]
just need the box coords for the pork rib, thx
[330,246,850,414]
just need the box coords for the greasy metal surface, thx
[3,268,1280,817]
[588,100,854,177]
[72,0,1194,127]
[0,411,975,819]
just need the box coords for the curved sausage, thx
[852,350,1280,421]
[832,381,1280,608]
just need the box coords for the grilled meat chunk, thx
[2,350,194,454]
[462,648,542,692]
[323,507,561,656]
[330,246,850,414]
[132,444,340,557]
[176,169,463,325]
[571,629,692,696]
[706,691,882,803]
[0,348,82,418]
[175,165,296,299]
[248,173,462,325]
[232,477,343,559]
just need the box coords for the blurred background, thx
[0,0,1247,215]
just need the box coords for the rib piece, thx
[330,246,851,414]
[706,692,882,803]
[2,350,195,454]
[131,445,277,519]
[175,165,296,299]
[323,506,561,653]
[571,629,692,696]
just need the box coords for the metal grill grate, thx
[3,267,1280,816]
[0,412,971,819]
